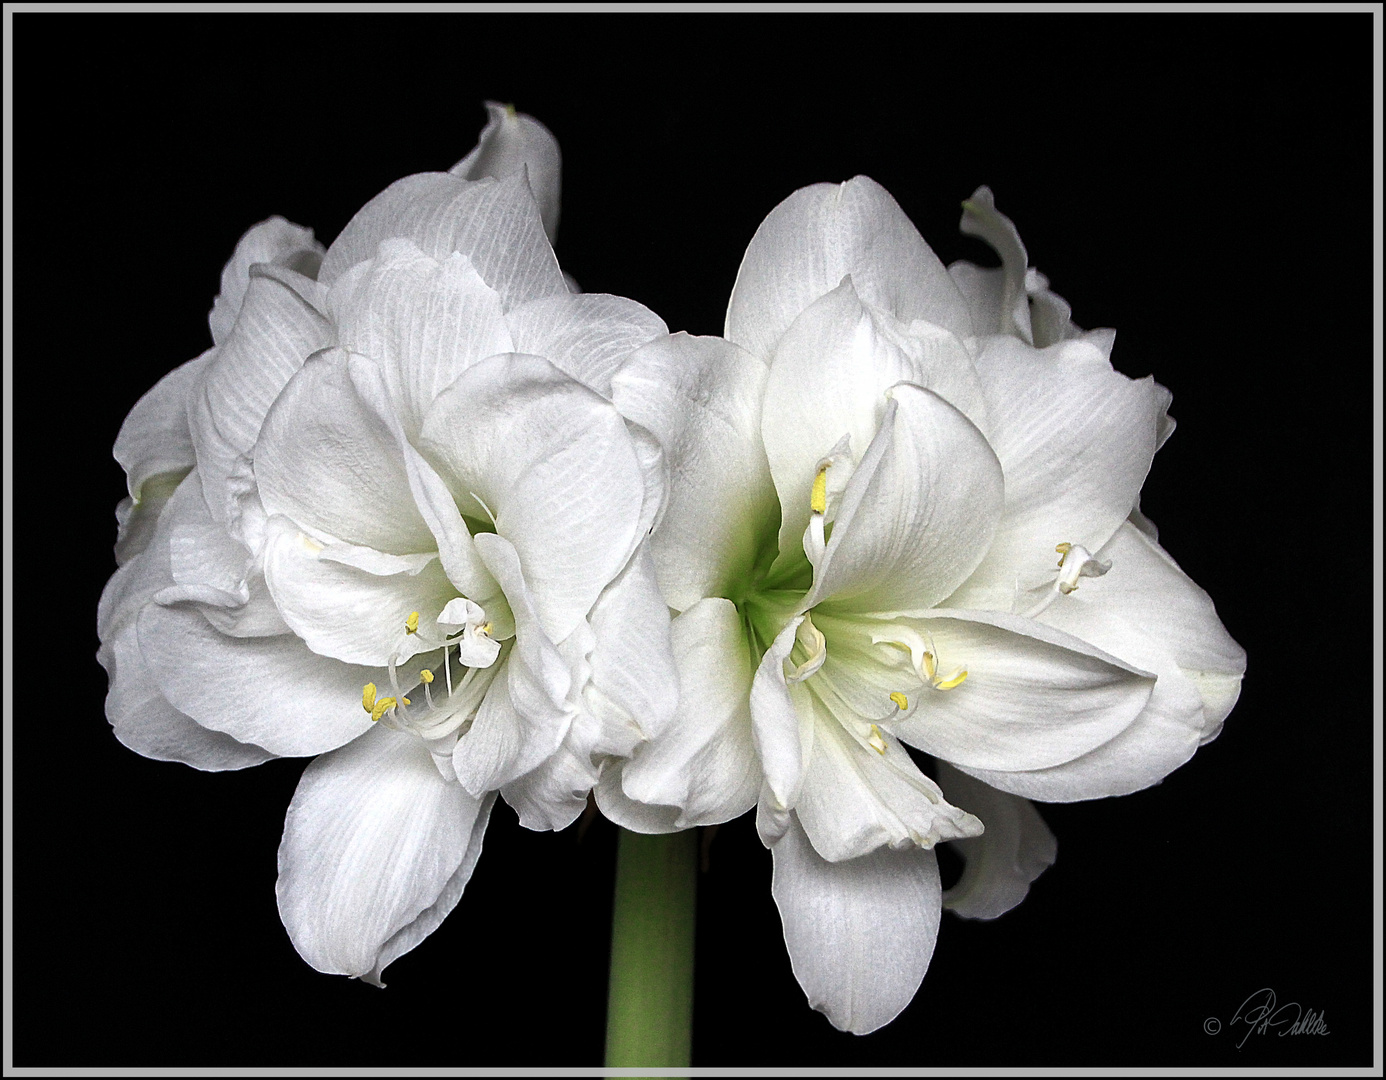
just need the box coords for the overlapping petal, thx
[318,172,565,309]
[418,353,645,642]
[277,724,494,982]
[802,385,1004,614]
[726,176,973,360]
[451,101,563,245]
[612,333,778,612]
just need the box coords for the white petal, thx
[500,736,599,832]
[418,353,645,642]
[794,695,981,861]
[276,724,493,981]
[114,348,213,507]
[254,349,438,556]
[507,291,667,397]
[966,598,1205,801]
[750,617,815,844]
[263,516,458,666]
[611,333,778,612]
[771,814,942,1035]
[138,604,398,757]
[818,607,1155,771]
[318,172,565,310]
[101,621,275,771]
[619,598,760,828]
[451,101,563,244]
[595,763,685,834]
[726,176,973,361]
[327,240,514,436]
[955,186,1031,342]
[209,216,324,345]
[585,544,679,748]
[803,385,1004,614]
[451,533,574,795]
[190,264,334,525]
[950,335,1167,603]
[935,762,1056,920]
[761,281,989,566]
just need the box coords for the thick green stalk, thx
[604,828,697,1072]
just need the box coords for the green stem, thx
[604,828,697,1073]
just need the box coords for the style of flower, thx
[98,106,676,983]
[600,177,1245,1033]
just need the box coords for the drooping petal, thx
[262,516,458,667]
[276,723,493,981]
[595,763,685,834]
[935,762,1057,920]
[418,353,645,641]
[327,240,514,436]
[955,186,1032,342]
[500,731,600,832]
[317,172,565,310]
[816,607,1155,772]
[750,617,815,845]
[618,598,760,828]
[726,176,973,361]
[253,349,438,556]
[190,264,334,525]
[763,284,991,567]
[802,385,1004,615]
[793,691,981,862]
[138,603,403,757]
[507,291,667,397]
[209,216,325,345]
[101,621,275,770]
[771,813,942,1035]
[949,335,1168,604]
[450,101,563,245]
[611,333,779,612]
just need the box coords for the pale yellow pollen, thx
[370,696,398,722]
[362,682,378,713]
[934,669,968,691]
[810,465,829,514]
[420,669,434,684]
[921,650,937,681]
[867,724,888,755]
[889,691,909,711]
[405,611,420,635]
[1055,541,1073,567]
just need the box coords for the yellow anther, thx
[362,683,378,713]
[889,691,909,711]
[867,724,888,755]
[370,696,398,722]
[405,611,420,635]
[401,696,411,706]
[420,669,434,684]
[478,622,493,637]
[1055,541,1073,567]
[934,669,969,691]
[921,651,937,681]
[810,465,829,514]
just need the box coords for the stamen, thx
[889,691,909,710]
[419,669,434,684]
[810,465,829,514]
[362,682,377,714]
[370,696,398,722]
[867,724,888,755]
[785,613,828,683]
[405,611,420,635]
[1054,541,1111,595]
[934,669,968,690]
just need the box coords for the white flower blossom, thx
[98,105,676,984]
[600,177,1244,1033]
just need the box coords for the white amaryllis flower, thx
[98,105,676,984]
[599,177,1244,1033]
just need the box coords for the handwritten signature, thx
[1204,988,1330,1049]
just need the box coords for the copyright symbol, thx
[1204,1017,1221,1035]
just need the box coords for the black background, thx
[10,12,1377,1070]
